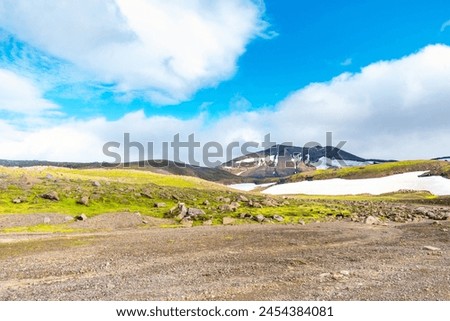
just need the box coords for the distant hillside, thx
[0,159,241,183]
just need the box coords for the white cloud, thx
[1,45,450,162]
[0,68,58,114]
[0,0,267,104]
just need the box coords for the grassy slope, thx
[0,166,350,229]
[288,160,450,182]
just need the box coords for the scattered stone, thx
[202,200,210,206]
[272,214,284,222]
[154,202,166,208]
[181,218,193,228]
[298,220,306,225]
[218,204,235,212]
[172,194,181,201]
[364,216,380,225]
[319,272,331,278]
[238,195,249,202]
[12,198,22,204]
[423,246,441,252]
[203,220,213,226]
[140,192,153,199]
[43,217,51,224]
[222,217,236,225]
[169,203,188,220]
[340,270,350,276]
[92,181,101,187]
[255,214,265,223]
[64,216,74,222]
[222,197,231,204]
[141,220,148,225]
[76,213,88,221]
[77,196,89,206]
[251,202,263,208]
[41,191,59,201]
[187,208,205,217]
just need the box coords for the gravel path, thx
[0,221,449,300]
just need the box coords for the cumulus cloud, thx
[0,68,58,114]
[0,0,267,104]
[1,44,450,162]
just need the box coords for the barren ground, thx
[0,219,449,301]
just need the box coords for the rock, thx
[255,214,265,223]
[423,246,441,252]
[77,196,89,206]
[218,204,235,212]
[203,220,213,226]
[43,217,51,224]
[154,202,166,208]
[222,197,231,204]
[319,272,331,278]
[222,217,236,225]
[64,216,74,222]
[238,195,249,202]
[340,270,350,276]
[364,216,380,225]
[181,218,193,228]
[140,192,153,199]
[45,173,54,180]
[141,220,148,225]
[230,201,240,209]
[251,202,263,208]
[273,214,284,222]
[169,203,188,219]
[76,214,88,221]
[92,181,101,187]
[298,220,306,225]
[41,191,59,201]
[12,198,22,204]
[202,200,210,206]
[187,207,205,217]
[172,194,181,201]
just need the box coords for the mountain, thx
[220,144,393,178]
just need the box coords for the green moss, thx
[1,224,83,234]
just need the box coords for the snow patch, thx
[228,182,276,192]
[262,171,450,196]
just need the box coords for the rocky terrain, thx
[0,218,449,300]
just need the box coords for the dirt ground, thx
[0,220,449,301]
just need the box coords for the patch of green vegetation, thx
[1,224,82,234]
[0,237,94,259]
[289,160,448,182]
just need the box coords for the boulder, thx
[255,214,265,223]
[154,202,166,208]
[238,195,249,202]
[76,213,88,221]
[77,196,89,206]
[272,214,284,222]
[364,216,380,225]
[169,203,188,220]
[41,191,59,201]
[222,217,236,225]
[187,207,205,217]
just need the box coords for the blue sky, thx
[0,0,450,162]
